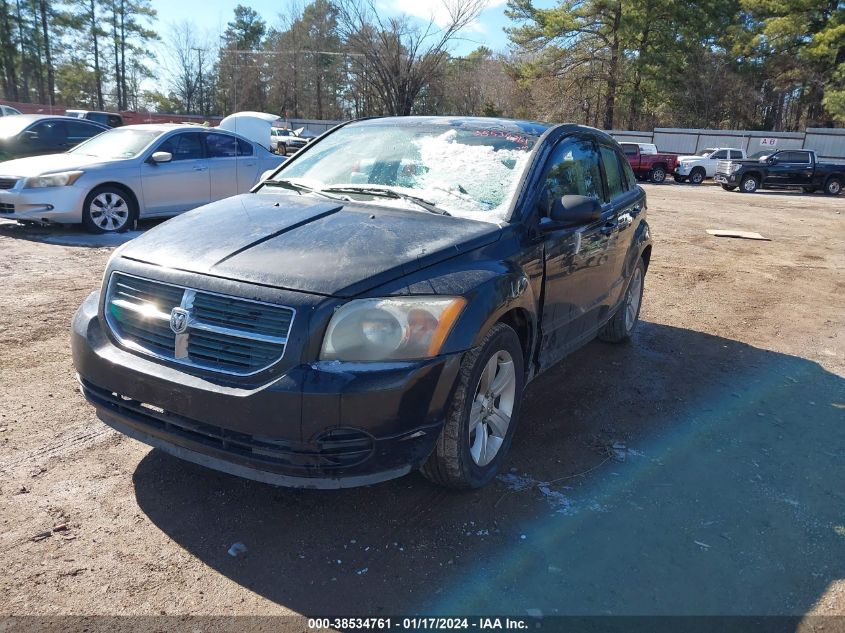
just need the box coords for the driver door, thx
[141,132,210,216]
[538,136,615,371]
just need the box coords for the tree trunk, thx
[119,0,126,110]
[90,0,103,109]
[112,2,121,109]
[15,0,29,101]
[39,0,54,105]
[602,1,622,130]
[0,0,18,100]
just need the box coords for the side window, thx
[622,144,638,157]
[779,151,810,163]
[66,121,101,142]
[107,115,122,127]
[600,146,625,200]
[206,133,238,158]
[712,150,727,159]
[155,133,204,161]
[28,120,66,143]
[730,150,743,159]
[543,137,603,204]
[237,138,253,156]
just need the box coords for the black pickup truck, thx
[714,149,843,195]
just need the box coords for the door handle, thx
[600,221,618,235]
[193,165,207,172]
[245,162,255,167]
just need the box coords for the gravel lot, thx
[1,183,843,619]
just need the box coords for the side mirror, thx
[23,130,38,141]
[543,194,602,229]
[150,151,172,164]
[767,156,777,165]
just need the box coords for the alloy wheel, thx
[625,266,643,332]
[469,350,516,467]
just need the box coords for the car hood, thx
[677,155,706,162]
[0,152,114,177]
[117,192,502,298]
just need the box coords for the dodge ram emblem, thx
[169,307,190,335]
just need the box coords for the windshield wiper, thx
[321,185,451,216]
[263,178,341,200]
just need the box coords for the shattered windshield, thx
[269,122,539,222]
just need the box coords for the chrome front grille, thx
[105,272,295,375]
[0,202,13,213]
[716,160,732,173]
[0,177,18,190]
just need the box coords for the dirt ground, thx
[0,182,843,621]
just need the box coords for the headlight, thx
[320,296,466,361]
[730,163,742,173]
[24,171,84,188]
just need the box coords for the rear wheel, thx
[82,185,136,233]
[740,175,759,193]
[824,177,842,196]
[648,166,667,183]
[689,167,706,185]
[598,259,645,343]
[421,323,524,489]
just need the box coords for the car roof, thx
[4,113,107,125]
[351,115,551,137]
[119,123,254,140]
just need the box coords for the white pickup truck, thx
[673,147,746,184]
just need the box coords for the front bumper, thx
[72,291,464,488]
[714,172,738,184]
[0,181,86,223]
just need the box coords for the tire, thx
[81,185,137,233]
[421,322,525,489]
[648,166,667,183]
[824,177,842,196]
[739,175,759,193]
[598,259,646,344]
[802,186,816,194]
[278,143,288,157]
[673,175,688,183]
[689,167,706,185]
[721,184,737,191]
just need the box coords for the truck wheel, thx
[673,175,688,183]
[278,143,288,156]
[82,185,137,233]
[598,259,645,344]
[740,175,759,193]
[721,185,737,191]
[802,186,817,194]
[648,166,667,183]
[689,167,706,185]
[824,177,842,196]
[421,323,525,489]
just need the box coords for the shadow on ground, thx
[132,322,845,616]
[0,218,163,248]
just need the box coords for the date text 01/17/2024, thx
[306,617,531,630]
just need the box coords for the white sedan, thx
[0,120,285,232]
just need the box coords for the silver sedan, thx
[0,123,285,232]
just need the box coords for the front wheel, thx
[689,167,706,185]
[598,259,645,343]
[82,185,136,233]
[421,323,525,489]
[649,166,667,183]
[740,175,759,193]
[824,177,842,196]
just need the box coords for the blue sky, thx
[149,0,547,58]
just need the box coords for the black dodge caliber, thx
[72,116,651,489]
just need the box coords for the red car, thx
[620,142,678,183]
